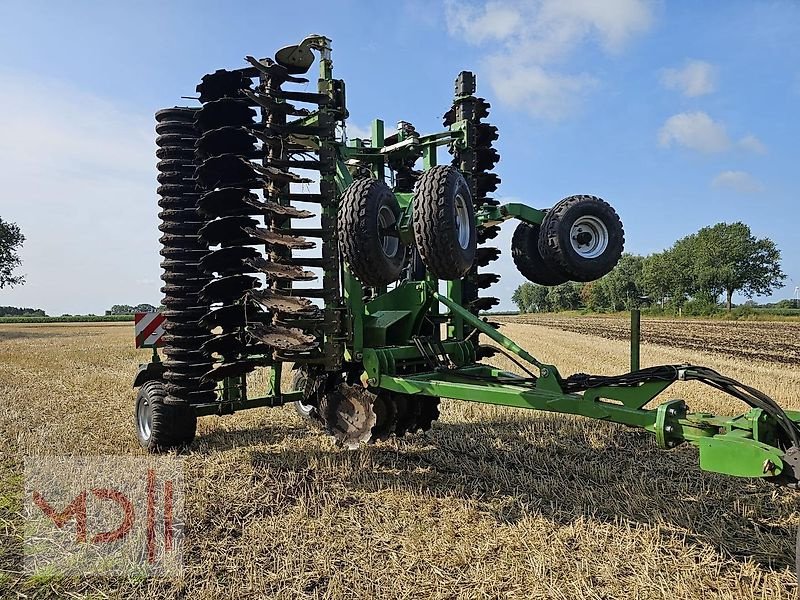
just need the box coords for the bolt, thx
[367,378,376,386]
[763,459,776,475]
[541,368,549,377]
[665,425,674,433]
[667,408,677,416]
[666,440,676,448]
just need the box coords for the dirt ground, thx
[0,319,798,599]
[508,314,800,365]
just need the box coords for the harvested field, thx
[1,321,798,599]
[508,314,800,366]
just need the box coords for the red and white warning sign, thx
[134,312,166,348]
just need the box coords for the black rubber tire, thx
[135,380,196,452]
[412,165,476,280]
[538,195,624,282]
[338,178,407,286]
[511,222,570,286]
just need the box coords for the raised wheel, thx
[135,380,197,452]
[412,165,476,280]
[511,222,570,286]
[538,195,624,282]
[338,178,407,286]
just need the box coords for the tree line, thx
[512,222,787,314]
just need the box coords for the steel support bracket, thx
[654,399,688,449]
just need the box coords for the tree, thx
[528,284,550,312]
[0,217,25,289]
[546,282,582,311]
[511,283,549,313]
[680,222,786,311]
[597,253,645,311]
[109,304,135,315]
[511,283,534,313]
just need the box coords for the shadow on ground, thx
[198,417,796,573]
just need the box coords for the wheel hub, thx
[377,205,399,258]
[454,192,470,250]
[137,397,152,441]
[570,215,609,259]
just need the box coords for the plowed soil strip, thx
[501,315,800,365]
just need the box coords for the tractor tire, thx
[412,165,476,280]
[338,178,407,287]
[511,222,570,286]
[135,380,197,452]
[538,195,624,282]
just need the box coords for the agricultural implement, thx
[134,35,800,492]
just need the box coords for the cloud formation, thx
[660,60,717,97]
[738,134,767,154]
[445,0,654,119]
[658,111,767,155]
[711,170,764,194]
[658,111,730,153]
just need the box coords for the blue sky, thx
[0,0,798,314]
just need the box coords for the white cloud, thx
[343,122,373,141]
[711,170,764,194]
[0,70,160,315]
[446,1,522,43]
[658,111,731,153]
[738,134,767,154]
[485,60,597,120]
[660,60,717,97]
[445,0,654,119]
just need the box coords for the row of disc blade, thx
[154,107,216,405]
[192,58,338,383]
[445,72,502,358]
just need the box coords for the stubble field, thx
[1,317,798,599]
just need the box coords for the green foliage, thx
[512,282,582,312]
[0,315,134,323]
[511,221,787,315]
[687,222,786,310]
[0,306,46,317]
[546,282,583,311]
[683,297,719,316]
[594,253,645,311]
[107,303,157,315]
[0,217,25,289]
[511,282,548,313]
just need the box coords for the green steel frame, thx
[147,38,800,486]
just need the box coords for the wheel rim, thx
[569,215,609,259]
[296,400,315,417]
[454,193,471,250]
[377,205,399,258]
[137,397,152,441]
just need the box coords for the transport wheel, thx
[412,165,476,280]
[290,367,318,421]
[338,178,407,286]
[135,380,197,452]
[511,222,570,286]
[538,195,624,282]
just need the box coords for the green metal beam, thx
[431,287,542,369]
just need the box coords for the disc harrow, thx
[136,41,800,551]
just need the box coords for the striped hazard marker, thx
[134,312,166,348]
